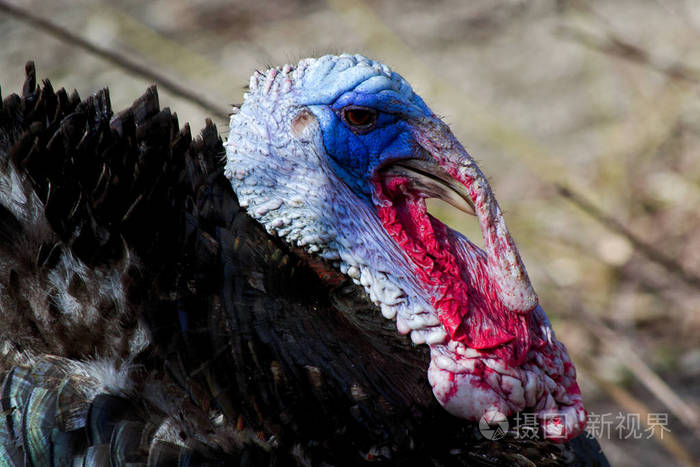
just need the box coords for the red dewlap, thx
[373,175,541,366]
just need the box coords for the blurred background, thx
[1,0,699,465]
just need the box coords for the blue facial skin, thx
[301,70,433,202]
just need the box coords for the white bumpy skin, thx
[224,54,586,441]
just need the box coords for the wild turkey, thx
[0,57,608,465]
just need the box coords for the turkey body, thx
[0,63,608,466]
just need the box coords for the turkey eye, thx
[342,107,377,131]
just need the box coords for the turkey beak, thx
[380,160,476,216]
[410,117,539,314]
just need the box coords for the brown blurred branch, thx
[577,310,700,440]
[557,184,700,290]
[576,355,698,467]
[0,0,230,120]
[559,25,700,84]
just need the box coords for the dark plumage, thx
[0,63,608,465]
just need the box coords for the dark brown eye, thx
[342,107,377,131]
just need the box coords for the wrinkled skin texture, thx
[226,54,586,440]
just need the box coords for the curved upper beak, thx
[379,159,476,216]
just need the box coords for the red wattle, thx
[373,176,533,366]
